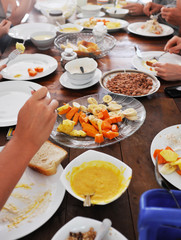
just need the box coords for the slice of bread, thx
[28,140,67,176]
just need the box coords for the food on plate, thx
[141,19,163,35]
[56,95,138,144]
[32,34,54,40]
[66,228,96,240]
[16,42,25,53]
[68,160,127,203]
[28,140,67,176]
[28,67,44,77]
[14,74,22,78]
[59,27,80,33]
[60,40,101,56]
[106,72,153,96]
[153,146,181,175]
[78,17,121,29]
[142,59,158,72]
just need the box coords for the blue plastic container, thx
[138,189,181,240]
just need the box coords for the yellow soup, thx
[68,160,129,204]
[33,35,53,40]
[60,27,79,33]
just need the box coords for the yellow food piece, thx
[103,95,112,103]
[106,22,121,29]
[59,27,79,33]
[69,130,86,137]
[170,158,181,166]
[68,160,128,204]
[57,104,70,114]
[160,149,179,162]
[57,119,75,134]
[160,163,177,175]
[16,42,25,53]
[14,74,22,78]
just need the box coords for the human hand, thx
[164,36,181,54]
[0,64,6,80]
[161,7,181,26]
[14,87,58,152]
[153,62,181,81]
[143,2,162,16]
[0,19,11,38]
[123,3,144,16]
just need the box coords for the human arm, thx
[122,3,144,16]
[0,19,11,38]
[164,36,181,54]
[161,6,181,26]
[153,62,181,81]
[0,87,58,209]
[143,2,163,16]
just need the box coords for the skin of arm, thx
[164,36,181,54]
[0,64,7,77]
[143,2,163,16]
[0,20,11,38]
[0,87,58,209]
[122,3,144,16]
[161,6,181,26]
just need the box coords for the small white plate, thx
[60,150,132,205]
[52,216,128,240]
[150,124,181,190]
[0,147,65,240]
[2,54,58,81]
[0,81,50,127]
[8,23,58,40]
[59,68,102,89]
[77,11,105,18]
[128,22,174,37]
[132,51,181,76]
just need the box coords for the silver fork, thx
[6,4,12,19]
[151,51,168,61]
[155,156,180,208]
[134,45,143,59]
[150,12,161,21]
[5,49,21,64]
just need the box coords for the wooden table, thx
[1,4,181,240]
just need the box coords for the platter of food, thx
[50,92,146,149]
[8,23,58,40]
[132,51,181,76]
[0,81,50,127]
[1,54,58,81]
[128,20,174,37]
[54,32,116,59]
[0,145,65,240]
[74,17,129,32]
[52,216,128,240]
[100,69,160,97]
[150,124,181,190]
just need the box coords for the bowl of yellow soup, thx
[58,23,83,34]
[61,150,132,205]
[30,31,56,50]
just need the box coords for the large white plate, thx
[150,124,181,190]
[8,23,58,40]
[74,17,129,32]
[0,146,65,240]
[52,216,128,240]
[132,51,181,76]
[0,81,50,127]
[1,54,58,81]
[128,22,174,37]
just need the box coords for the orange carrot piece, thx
[165,146,174,151]
[95,133,104,144]
[176,169,181,175]
[73,112,80,125]
[79,112,89,124]
[101,120,112,130]
[98,111,104,119]
[34,67,44,72]
[28,69,37,77]
[89,119,99,130]
[111,124,119,132]
[102,130,119,140]
[157,153,167,164]
[153,149,163,159]
[102,109,110,119]
[82,122,99,137]
[57,104,72,115]
[66,107,79,120]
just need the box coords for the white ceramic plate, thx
[59,68,102,90]
[132,51,181,76]
[2,54,58,81]
[77,11,105,18]
[150,124,181,190]
[60,150,132,205]
[128,22,174,37]
[52,216,128,240]
[74,17,129,32]
[8,23,58,40]
[0,146,65,240]
[0,81,50,127]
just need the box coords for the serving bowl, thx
[81,4,101,17]
[58,23,83,34]
[54,32,116,59]
[106,8,129,18]
[30,31,56,50]
[65,57,97,85]
[60,150,132,205]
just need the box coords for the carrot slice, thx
[157,153,167,164]
[102,130,119,140]
[57,104,72,115]
[153,149,163,159]
[66,107,79,120]
[101,120,112,130]
[95,133,104,144]
[34,67,44,72]
[28,69,37,77]
[111,124,119,132]
[82,122,99,137]
[73,112,80,125]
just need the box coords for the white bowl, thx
[30,31,56,50]
[60,150,132,205]
[106,8,129,18]
[65,57,97,85]
[58,23,83,34]
[52,217,128,240]
[81,4,101,18]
